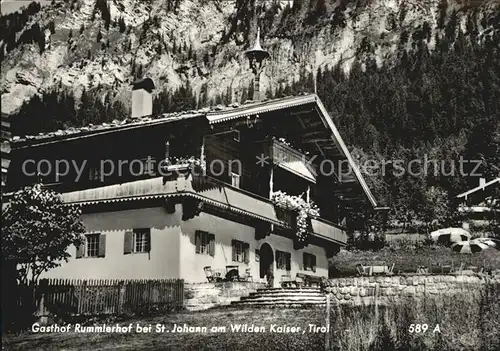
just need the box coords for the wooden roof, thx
[9,94,379,208]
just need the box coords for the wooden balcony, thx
[270,140,316,183]
[310,217,347,245]
[60,171,347,246]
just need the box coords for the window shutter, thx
[124,231,133,254]
[145,229,151,252]
[312,255,316,272]
[195,231,201,254]
[98,234,106,257]
[244,243,250,264]
[286,253,291,271]
[209,234,215,257]
[231,240,237,261]
[76,242,84,259]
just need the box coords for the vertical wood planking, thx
[19,278,183,316]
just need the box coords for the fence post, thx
[119,281,126,314]
[35,279,49,325]
[325,293,330,351]
[375,282,379,325]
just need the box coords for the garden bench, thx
[356,264,372,276]
[416,266,429,274]
[371,263,395,276]
[203,266,223,282]
[357,263,394,276]
[280,274,294,288]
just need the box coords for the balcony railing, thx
[310,217,347,245]
[60,171,346,246]
[270,140,316,183]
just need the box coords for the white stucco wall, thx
[41,204,329,283]
[41,205,182,280]
[180,212,329,284]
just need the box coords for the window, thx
[132,158,156,176]
[233,130,240,142]
[86,234,100,257]
[231,172,240,188]
[123,229,151,254]
[133,228,150,253]
[76,233,106,258]
[88,166,100,181]
[232,240,249,263]
[276,251,291,271]
[195,231,215,256]
[255,249,260,262]
[303,253,316,272]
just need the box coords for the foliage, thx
[271,14,500,232]
[169,156,206,171]
[0,2,41,59]
[330,241,500,277]
[4,289,500,350]
[4,0,500,238]
[332,284,500,351]
[347,231,386,252]
[271,190,319,243]
[10,88,128,136]
[2,184,85,285]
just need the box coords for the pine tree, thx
[118,16,126,33]
[48,20,55,34]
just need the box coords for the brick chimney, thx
[131,78,155,118]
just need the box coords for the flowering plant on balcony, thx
[169,156,206,171]
[271,190,320,242]
[273,137,310,156]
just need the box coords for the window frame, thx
[276,250,291,271]
[231,172,240,188]
[233,130,240,142]
[85,233,100,258]
[133,228,150,253]
[195,231,215,256]
[232,240,246,263]
[303,252,316,272]
[77,233,105,259]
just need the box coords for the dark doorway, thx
[259,243,274,286]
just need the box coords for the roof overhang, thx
[58,175,347,246]
[457,178,500,200]
[206,95,316,124]
[277,160,316,183]
[207,94,378,208]
[7,94,379,209]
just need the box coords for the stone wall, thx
[184,281,266,310]
[323,273,500,306]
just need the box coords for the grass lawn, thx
[2,308,326,350]
[330,244,500,276]
[4,282,500,351]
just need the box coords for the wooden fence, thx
[19,278,184,317]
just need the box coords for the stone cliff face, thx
[1,0,498,115]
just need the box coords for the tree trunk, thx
[1,259,18,332]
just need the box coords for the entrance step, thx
[230,287,326,308]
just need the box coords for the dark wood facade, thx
[7,95,378,230]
